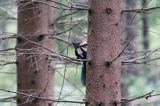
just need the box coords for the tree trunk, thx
[16,0,55,106]
[121,0,138,106]
[142,0,149,50]
[86,0,122,106]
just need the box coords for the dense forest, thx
[1,0,160,106]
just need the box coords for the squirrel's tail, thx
[81,62,86,86]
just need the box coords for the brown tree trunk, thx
[86,0,122,106]
[16,0,55,106]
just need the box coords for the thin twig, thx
[122,6,160,13]
[0,88,85,104]
[116,90,155,104]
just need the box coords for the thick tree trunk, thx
[16,0,55,106]
[86,0,122,106]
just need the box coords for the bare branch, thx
[0,88,85,104]
[122,6,160,13]
[115,90,155,104]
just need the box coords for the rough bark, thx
[16,0,55,106]
[86,0,122,106]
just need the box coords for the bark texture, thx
[16,0,55,106]
[86,0,122,106]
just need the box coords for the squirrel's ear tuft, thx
[72,42,80,49]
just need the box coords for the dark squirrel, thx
[72,42,87,85]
